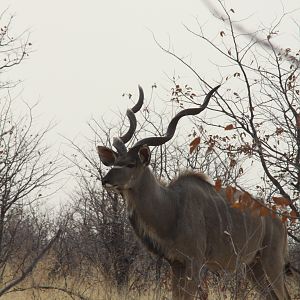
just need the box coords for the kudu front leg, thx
[171,261,208,300]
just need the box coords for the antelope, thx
[97,85,291,299]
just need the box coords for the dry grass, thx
[1,283,170,300]
[0,260,170,300]
[0,259,299,300]
[1,281,299,300]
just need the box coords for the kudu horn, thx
[113,85,144,154]
[133,85,220,148]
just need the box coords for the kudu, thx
[97,85,291,300]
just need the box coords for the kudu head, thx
[97,85,220,192]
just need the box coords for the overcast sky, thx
[2,0,299,136]
[1,0,299,204]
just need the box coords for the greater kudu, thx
[97,85,291,300]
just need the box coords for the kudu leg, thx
[259,255,291,300]
[171,261,208,300]
[247,261,279,299]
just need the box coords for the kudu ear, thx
[138,145,151,166]
[97,146,118,166]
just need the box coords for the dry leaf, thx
[231,202,242,209]
[241,192,252,207]
[259,206,270,217]
[281,214,288,223]
[189,137,200,154]
[272,196,290,207]
[251,200,262,211]
[224,124,234,130]
[215,178,222,192]
[225,186,234,203]
[290,210,298,223]
[229,159,236,168]
[271,205,277,218]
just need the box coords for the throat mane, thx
[128,209,165,257]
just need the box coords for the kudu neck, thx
[124,166,178,237]
[130,166,164,200]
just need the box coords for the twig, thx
[0,229,61,296]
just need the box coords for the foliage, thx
[0,10,62,296]
[158,1,300,241]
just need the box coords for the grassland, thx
[0,260,299,300]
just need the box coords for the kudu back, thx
[97,85,291,300]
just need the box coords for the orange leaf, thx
[271,205,277,218]
[251,200,262,211]
[290,210,298,223]
[241,192,252,207]
[225,186,234,203]
[259,206,270,217]
[281,214,288,223]
[249,201,261,216]
[231,202,242,209]
[272,196,290,207]
[224,124,234,130]
[215,178,222,192]
[189,137,200,154]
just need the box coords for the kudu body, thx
[97,86,290,300]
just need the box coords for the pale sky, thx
[2,0,299,135]
[1,0,299,204]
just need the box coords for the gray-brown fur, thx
[97,86,290,299]
[98,150,290,300]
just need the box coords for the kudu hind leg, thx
[247,261,279,299]
[260,254,291,300]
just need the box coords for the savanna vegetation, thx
[0,1,299,299]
